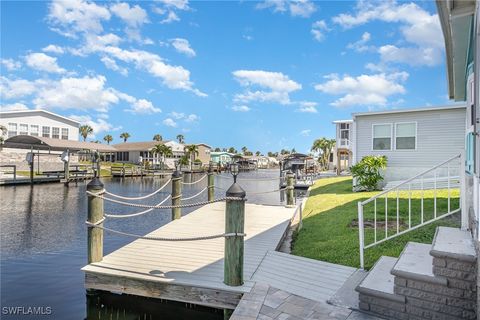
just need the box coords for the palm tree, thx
[79,125,93,142]
[228,147,236,154]
[103,134,113,145]
[153,134,162,142]
[120,132,130,142]
[184,144,199,171]
[178,155,189,170]
[255,151,261,156]
[241,146,248,155]
[214,147,221,152]
[151,144,173,169]
[176,134,185,144]
[311,137,336,170]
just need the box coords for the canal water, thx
[1,169,305,319]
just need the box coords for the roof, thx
[332,120,353,124]
[113,141,165,151]
[211,151,234,156]
[188,143,212,149]
[4,135,117,152]
[0,109,80,127]
[352,105,466,118]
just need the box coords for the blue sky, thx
[1,0,452,153]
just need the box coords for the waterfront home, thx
[355,2,480,319]
[332,120,353,174]
[334,105,466,185]
[185,143,212,165]
[210,151,234,166]
[0,109,81,171]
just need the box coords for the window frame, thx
[394,121,417,151]
[61,128,68,140]
[19,123,28,135]
[371,123,393,151]
[52,127,60,139]
[7,122,17,138]
[42,126,50,138]
[30,125,39,137]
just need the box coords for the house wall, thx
[354,107,466,182]
[195,145,211,164]
[0,111,79,141]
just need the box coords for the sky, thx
[0,0,453,154]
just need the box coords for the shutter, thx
[466,132,475,174]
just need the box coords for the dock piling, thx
[224,182,246,286]
[87,178,104,263]
[208,168,214,202]
[171,169,182,220]
[286,171,295,207]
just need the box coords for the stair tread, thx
[430,227,476,262]
[356,256,405,303]
[391,242,447,285]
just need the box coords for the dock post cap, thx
[172,170,182,178]
[87,177,104,190]
[226,183,246,198]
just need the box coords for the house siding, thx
[355,107,466,182]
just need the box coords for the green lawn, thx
[291,176,460,270]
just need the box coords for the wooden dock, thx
[82,202,296,309]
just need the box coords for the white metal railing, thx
[357,153,464,269]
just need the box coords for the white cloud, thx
[311,20,329,42]
[42,44,65,54]
[1,58,22,71]
[232,105,251,112]
[297,101,318,113]
[157,0,190,10]
[0,103,29,111]
[101,56,128,76]
[48,0,111,36]
[170,38,196,57]
[333,0,443,66]
[110,3,148,27]
[153,0,189,24]
[347,32,374,52]
[69,114,121,137]
[170,111,185,119]
[0,77,37,99]
[125,99,161,114]
[256,0,316,18]
[232,70,301,105]
[184,114,198,122]
[314,72,408,107]
[300,129,311,136]
[25,53,66,74]
[163,118,177,127]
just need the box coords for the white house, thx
[0,109,80,141]
[336,105,466,184]
[333,120,353,174]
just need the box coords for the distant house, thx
[337,105,466,184]
[187,143,211,165]
[211,152,234,166]
[332,120,353,174]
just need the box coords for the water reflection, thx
[1,170,300,319]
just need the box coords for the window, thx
[61,128,68,140]
[42,126,50,138]
[30,125,39,136]
[466,132,475,175]
[395,123,416,150]
[372,124,392,150]
[8,123,17,137]
[52,127,60,139]
[19,124,28,135]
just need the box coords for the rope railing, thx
[214,185,284,195]
[104,195,172,219]
[86,221,246,241]
[215,175,280,182]
[182,187,208,201]
[87,190,244,209]
[181,174,207,185]
[103,179,171,201]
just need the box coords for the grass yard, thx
[291,176,460,270]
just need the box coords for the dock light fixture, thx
[174,159,180,173]
[230,162,239,183]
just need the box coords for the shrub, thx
[351,155,387,191]
[194,159,202,164]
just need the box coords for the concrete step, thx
[391,242,447,285]
[356,256,405,304]
[430,227,476,263]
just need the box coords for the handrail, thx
[360,153,461,206]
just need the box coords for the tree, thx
[178,155,189,170]
[151,144,173,169]
[241,146,248,155]
[184,144,199,171]
[311,137,336,170]
[255,151,261,156]
[153,134,162,142]
[351,155,388,191]
[214,147,221,152]
[176,134,185,144]
[291,148,296,154]
[79,125,93,142]
[280,149,290,155]
[228,147,236,154]
[103,134,113,145]
[120,132,131,142]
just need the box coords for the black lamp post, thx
[230,162,239,183]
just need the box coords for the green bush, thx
[351,155,387,191]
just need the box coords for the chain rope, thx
[85,221,246,241]
[87,190,243,209]
[104,195,172,218]
[103,179,171,201]
[181,174,207,185]
[182,187,207,201]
